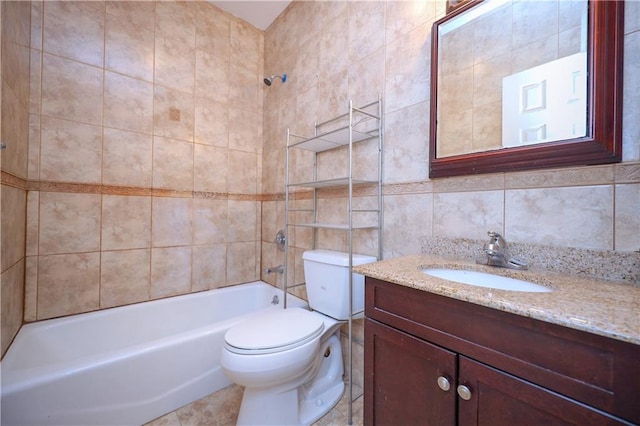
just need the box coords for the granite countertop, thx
[354,255,640,345]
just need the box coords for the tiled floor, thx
[145,383,364,426]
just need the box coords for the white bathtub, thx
[1,281,306,425]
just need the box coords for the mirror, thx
[429,0,624,178]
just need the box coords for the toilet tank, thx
[302,250,377,320]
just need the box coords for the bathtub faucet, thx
[264,265,284,275]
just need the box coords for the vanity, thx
[357,256,640,425]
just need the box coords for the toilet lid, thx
[225,308,324,355]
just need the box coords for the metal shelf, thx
[284,97,383,426]
[288,223,380,230]
[287,177,377,189]
[288,127,378,153]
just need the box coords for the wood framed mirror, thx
[429,0,624,178]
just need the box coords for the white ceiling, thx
[210,1,291,30]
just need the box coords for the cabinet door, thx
[364,319,456,426]
[458,356,632,426]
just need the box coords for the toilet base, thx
[236,380,344,426]
[299,379,344,426]
[235,334,344,426]
[237,386,299,425]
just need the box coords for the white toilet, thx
[221,249,376,426]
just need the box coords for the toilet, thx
[221,249,377,426]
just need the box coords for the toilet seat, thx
[225,308,324,355]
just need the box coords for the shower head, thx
[264,74,287,86]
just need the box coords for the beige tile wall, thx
[24,1,264,322]
[1,1,31,357]
[261,0,639,284]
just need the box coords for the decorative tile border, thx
[616,163,640,183]
[32,180,107,194]
[383,181,434,195]
[1,172,28,190]
[3,160,639,201]
[432,173,505,193]
[505,164,615,190]
[0,173,266,201]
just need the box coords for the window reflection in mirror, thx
[436,0,589,158]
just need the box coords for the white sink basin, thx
[422,268,552,293]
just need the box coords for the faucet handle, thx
[487,231,502,240]
[487,231,506,246]
[485,231,506,256]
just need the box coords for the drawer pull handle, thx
[457,385,472,400]
[436,376,450,392]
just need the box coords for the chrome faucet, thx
[476,231,528,270]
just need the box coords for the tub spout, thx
[264,265,284,275]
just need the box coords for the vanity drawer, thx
[365,277,640,424]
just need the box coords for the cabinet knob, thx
[457,385,472,400]
[436,376,451,392]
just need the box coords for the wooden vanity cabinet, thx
[365,319,457,425]
[364,277,640,426]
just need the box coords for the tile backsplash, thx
[422,236,639,284]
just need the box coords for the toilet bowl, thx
[220,250,376,425]
[221,308,344,425]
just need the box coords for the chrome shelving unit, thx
[283,97,383,424]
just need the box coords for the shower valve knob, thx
[274,230,286,252]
